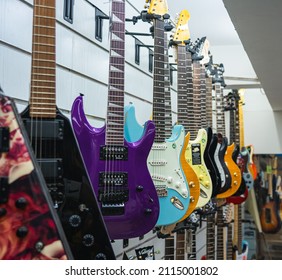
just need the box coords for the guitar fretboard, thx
[164,234,175,260]
[152,19,165,143]
[216,208,225,260]
[233,204,243,255]
[200,66,207,128]
[164,34,172,139]
[177,45,189,131]
[30,0,56,118]
[214,82,225,135]
[205,77,213,127]
[187,229,197,260]
[176,231,186,260]
[227,223,233,260]
[106,0,125,146]
[206,213,216,260]
[192,61,202,138]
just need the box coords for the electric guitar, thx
[226,90,249,204]
[260,156,281,233]
[71,0,160,238]
[212,66,242,199]
[170,10,200,219]
[186,37,213,208]
[0,89,72,259]
[124,1,191,226]
[21,0,115,259]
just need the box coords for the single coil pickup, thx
[22,118,64,140]
[101,202,125,216]
[99,172,128,187]
[98,188,129,203]
[0,127,9,152]
[155,185,168,197]
[100,145,128,160]
[151,175,167,182]
[148,160,167,166]
[151,144,167,150]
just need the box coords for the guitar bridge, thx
[98,172,129,215]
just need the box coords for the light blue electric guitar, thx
[124,1,190,226]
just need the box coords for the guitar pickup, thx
[0,127,9,152]
[100,145,128,160]
[0,177,9,204]
[37,158,63,180]
[22,119,64,140]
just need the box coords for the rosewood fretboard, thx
[106,0,125,146]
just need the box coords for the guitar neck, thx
[177,45,189,131]
[176,231,186,260]
[164,34,172,139]
[164,234,175,260]
[187,229,197,260]
[205,76,213,128]
[106,0,126,146]
[206,213,216,260]
[152,19,165,143]
[216,208,225,260]
[233,204,242,255]
[200,66,207,128]
[192,61,202,136]
[30,0,56,118]
[214,82,226,135]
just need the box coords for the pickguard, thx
[185,129,212,208]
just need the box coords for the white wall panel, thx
[0,45,31,101]
[0,0,32,52]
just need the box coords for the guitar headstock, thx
[172,10,190,45]
[223,203,234,224]
[189,37,207,62]
[211,63,226,87]
[145,0,169,16]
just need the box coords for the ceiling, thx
[167,0,282,111]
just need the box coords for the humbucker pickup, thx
[22,119,64,140]
[100,145,128,160]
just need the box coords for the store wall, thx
[0,0,268,259]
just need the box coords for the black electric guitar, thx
[21,0,115,259]
[0,88,72,259]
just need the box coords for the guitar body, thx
[186,128,212,208]
[233,240,249,260]
[148,125,190,226]
[215,134,232,195]
[124,103,191,226]
[21,105,116,259]
[217,142,242,198]
[204,127,221,197]
[260,200,282,233]
[240,147,254,190]
[72,96,160,238]
[0,93,71,260]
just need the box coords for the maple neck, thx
[205,76,213,127]
[192,60,202,137]
[214,82,225,135]
[177,45,189,131]
[176,231,186,260]
[233,204,242,255]
[206,214,216,260]
[106,0,125,146]
[200,66,207,128]
[164,34,172,139]
[152,19,165,143]
[238,97,244,147]
[164,234,175,260]
[186,51,196,137]
[216,208,225,260]
[30,0,56,118]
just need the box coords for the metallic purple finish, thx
[71,95,160,239]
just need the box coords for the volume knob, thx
[69,215,82,228]
[82,234,95,247]
[95,253,107,260]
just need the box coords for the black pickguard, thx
[216,134,232,194]
[21,106,116,260]
[204,127,221,197]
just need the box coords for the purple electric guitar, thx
[71,0,159,239]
